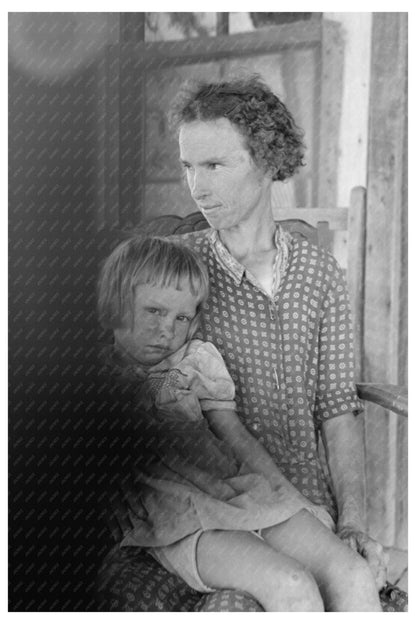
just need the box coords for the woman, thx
[98,75,387,611]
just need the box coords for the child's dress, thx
[102,339,333,549]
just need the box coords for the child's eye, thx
[146,307,160,315]
[207,162,219,170]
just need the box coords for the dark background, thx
[9,50,115,610]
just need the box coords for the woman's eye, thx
[177,315,190,323]
[207,163,219,170]
[147,308,160,315]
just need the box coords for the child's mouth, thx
[148,344,169,353]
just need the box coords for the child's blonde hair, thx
[98,236,209,339]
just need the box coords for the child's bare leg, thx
[261,510,381,612]
[196,529,324,612]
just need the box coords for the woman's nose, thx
[190,170,209,200]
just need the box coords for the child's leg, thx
[196,529,324,612]
[261,509,381,612]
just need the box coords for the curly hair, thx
[169,74,305,181]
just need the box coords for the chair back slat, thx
[275,207,349,230]
[346,186,367,379]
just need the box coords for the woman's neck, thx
[219,206,276,263]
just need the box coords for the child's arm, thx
[205,408,306,496]
[206,408,335,529]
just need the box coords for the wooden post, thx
[216,12,229,36]
[347,186,366,381]
[363,13,407,547]
[317,19,344,209]
[119,12,145,42]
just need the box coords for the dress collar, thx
[207,225,292,297]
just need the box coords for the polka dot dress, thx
[177,229,363,520]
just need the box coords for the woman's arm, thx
[321,413,366,530]
[321,413,388,589]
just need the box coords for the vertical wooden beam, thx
[363,13,407,547]
[394,16,408,552]
[118,14,146,228]
[120,12,145,42]
[216,12,229,36]
[317,18,344,209]
[94,14,121,230]
[103,44,121,229]
[347,186,366,380]
[118,43,146,228]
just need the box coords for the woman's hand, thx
[336,524,388,590]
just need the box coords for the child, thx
[97,236,381,612]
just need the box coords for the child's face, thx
[114,282,200,366]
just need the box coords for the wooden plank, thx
[363,13,407,547]
[390,16,408,550]
[119,12,145,42]
[275,206,348,229]
[395,416,408,549]
[317,19,344,210]
[347,186,366,379]
[356,384,407,418]
[103,45,121,229]
[94,52,107,230]
[118,46,146,227]
[140,21,321,68]
[94,14,120,230]
[280,45,319,206]
[216,12,229,36]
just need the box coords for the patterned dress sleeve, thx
[314,256,364,426]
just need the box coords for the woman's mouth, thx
[200,204,221,211]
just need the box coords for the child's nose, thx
[159,317,175,339]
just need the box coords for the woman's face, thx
[114,282,199,366]
[179,118,272,231]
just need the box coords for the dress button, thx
[252,423,260,431]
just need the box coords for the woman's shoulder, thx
[289,235,344,279]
